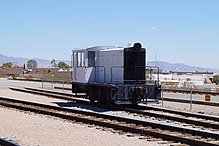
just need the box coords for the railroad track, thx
[10,78,219,96]
[161,97,219,107]
[55,86,219,96]
[10,78,219,107]
[54,86,219,107]
[54,86,71,90]
[1,96,219,146]
[8,86,219,145]
[0,137,19,146]
[9,87,219,131]
[164,88,219,96]
[10,87,219,129]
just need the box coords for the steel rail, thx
[163,88,219,96]
[2,95,219,140]
[8,78,69,84]
[0,97,219,146]
[0,138,19,146]
[24,87,219,122]
[121,107,219,129]
[136,104,219,122]
[10,87,219,129]
[54,86,219,96]
[54,86,219,107]
[162,97,219,107]
[24,87,87,98]
[9,78,219,95]
[54,86,71,90]
[9,87,84,100]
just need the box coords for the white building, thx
[159,72,214,88]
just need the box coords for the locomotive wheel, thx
[97,88,104,103]
[89,96,95,103]
[88,87,95,102]
[88,86,112,104]
[97,88,108,104]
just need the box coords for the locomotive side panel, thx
[98,49,124,83]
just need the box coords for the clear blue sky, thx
[0,0,219,68]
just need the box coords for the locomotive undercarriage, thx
[112,83,161,104]
[72,82,161,105]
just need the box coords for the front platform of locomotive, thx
[112,43,161,104]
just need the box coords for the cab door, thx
[85,51,96,82]
[72,51,86,83]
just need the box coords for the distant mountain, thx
[0,53,70,68]
[148,61,219,72]
[0,53,218,72]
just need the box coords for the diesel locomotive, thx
[71,43,161,104]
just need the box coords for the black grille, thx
[124,43,146,83]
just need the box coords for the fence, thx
[161,87,219,111]
[41,79,65,90]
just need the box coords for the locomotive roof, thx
[72,45,124,52]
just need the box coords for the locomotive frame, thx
[71,43,161,104]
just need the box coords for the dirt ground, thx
[0,107,161,146]
[1,78,219,145]
[0,86,160,146]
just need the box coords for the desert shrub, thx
[0,72,6,78]
[40,73,71,84]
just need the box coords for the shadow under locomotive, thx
[53,102,113,112]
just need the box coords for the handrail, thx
[93,66,106,83]
[146,66,160,82]
[110,66,123,83]
[110,66,160,84]
[85,66,106,82]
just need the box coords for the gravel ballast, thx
[0,78,160,146]
[0,107,162,146]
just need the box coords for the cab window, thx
[88,51,95,67]
[77,51,85,67]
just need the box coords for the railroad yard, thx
[2,1,219,146]
[1,78,219,146]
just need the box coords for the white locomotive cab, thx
[72,46,124,84]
